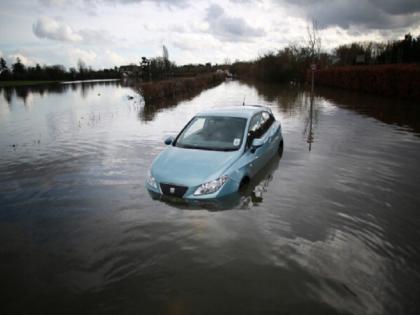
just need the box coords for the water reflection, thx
[137,82,225,122]
[0,79,121,105]
[315,86,420,135]
[305,87,315,151]
[138,93,197,122]
[150,155,282,211]
[238,80,304,114]
[1,80,420,314]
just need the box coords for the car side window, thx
[247,111,275,148]
[247,113,262,148]
[259,111,274,135]
[249,113,262,133]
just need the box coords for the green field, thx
[0,80,60,87]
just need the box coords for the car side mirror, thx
[251,138,264,153]
[164,136,174,145]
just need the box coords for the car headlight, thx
[147,171,158,189]
[194,175,229,196]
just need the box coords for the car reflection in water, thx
[148,152,282,211]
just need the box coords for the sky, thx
[0,0,419,69]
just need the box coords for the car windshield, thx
[175,116,247,151]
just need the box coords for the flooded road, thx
[1,80,420,314]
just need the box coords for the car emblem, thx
[170,187,175,194]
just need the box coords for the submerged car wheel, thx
[278,140,284,157]
[239,176,250,192]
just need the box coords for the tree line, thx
[2,32,418,84]
[231,33,420,83]
[134,45,218,80]
[0,58,119,81]
[335,33,420,65]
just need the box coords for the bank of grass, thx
[314,64,420,101]
[0,80,60,87]
[137,73,226,103]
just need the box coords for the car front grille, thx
[160,183,188,198]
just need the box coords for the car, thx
[146,105,283,200]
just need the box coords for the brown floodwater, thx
[0,79,419,314]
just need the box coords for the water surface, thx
[1,80,420,314]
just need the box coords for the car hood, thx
[152,146,242,187]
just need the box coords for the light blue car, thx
[146,105,283,200]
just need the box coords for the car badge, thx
[170,187,175,194]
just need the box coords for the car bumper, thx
[145,176,240,200]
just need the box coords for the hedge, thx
[313,64,420,101]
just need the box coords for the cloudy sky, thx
[1,0,419,69]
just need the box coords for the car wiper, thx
[177,144,237,151]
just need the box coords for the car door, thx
[238,113,261,177]
[259,111,277,159]
[236,111,275,178]
[252,111,274,170]
[242,112,272,176]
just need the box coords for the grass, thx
[0,80,60,87]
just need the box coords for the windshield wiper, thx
[177,144,237,151]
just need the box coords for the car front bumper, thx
[145,176,240,200]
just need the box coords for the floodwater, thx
[0,79,419,314]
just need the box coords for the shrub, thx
[137,73,226,102]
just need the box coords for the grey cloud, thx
[370,0,420,15]
[229,0,261,3]
[277,0,420,30]
[39,0,188,8]
[206,4,265,41]
[33,17,114,44]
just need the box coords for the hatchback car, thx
[146,105,283,200]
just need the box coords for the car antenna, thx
[242,96,246,106]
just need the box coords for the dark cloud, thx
[206,4,265,41]
[277,0,420,30]
[370,0,420,15]
[229,0,261,3]
[102,0,188,7]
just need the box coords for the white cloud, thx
[105,50,128,66]
[33,17,82,42]
[32,16,116,45]
[78,29,115,44]
[67,47,97,65]
[39,0,69,6]
[7,53,38,66]
[0,0,418,68]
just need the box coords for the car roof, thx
[196,105,272,119]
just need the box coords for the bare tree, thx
[307,20,322,61]
[223,57,231,65]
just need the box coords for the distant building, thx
[216,69,232,78]
[119,64,142,78]
[330,56,340,65]
[355,54,366,64]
